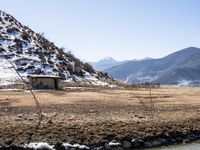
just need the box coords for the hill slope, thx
[105,47,200,85]
[0,10,110,86]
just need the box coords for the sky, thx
[0,0,200,61]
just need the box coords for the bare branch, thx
[0,50,42,127]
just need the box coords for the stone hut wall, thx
[30,78,56,89]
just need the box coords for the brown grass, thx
[1,88,200,120]
[0,87,200,145]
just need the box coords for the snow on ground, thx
[108,142,121,146]
[0,59,19,85]
[25,142,54,150]
[24,142,89,150]
[63,143,89,149]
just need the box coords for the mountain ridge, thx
[88,57,154,71]
[89,57,129,71]
[105,47,200,85]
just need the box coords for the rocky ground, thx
[0,88,200,149]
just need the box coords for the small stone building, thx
[28,75,61,90]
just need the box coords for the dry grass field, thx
[1,87,200,146]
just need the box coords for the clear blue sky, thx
[1,0,200,61]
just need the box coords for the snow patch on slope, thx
[136,76,157,83]
[178,79,192,86]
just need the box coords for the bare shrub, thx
[132,83,157,119]
[7,27,20,33]
[21,31,30,41]
[0,51,42,127]
[83,62,95,73]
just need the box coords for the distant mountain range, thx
[89,57,129,71]
[89,57,152,71]
[104,47,200,85]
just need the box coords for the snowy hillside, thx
[0,10,111,86]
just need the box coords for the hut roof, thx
[27,75,61,79]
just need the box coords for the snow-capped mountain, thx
[0,10,111,86]
[89,56,153,71]
[89,57,129,71]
